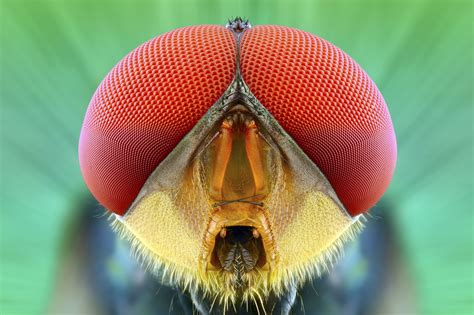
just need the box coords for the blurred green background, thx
[0,0,472,314]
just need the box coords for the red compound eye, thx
[79,26,236,215]
[240,26,397,215]
[79,24,396,217]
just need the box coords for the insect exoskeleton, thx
[78,18,397,309]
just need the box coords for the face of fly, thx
[112,84,363,307]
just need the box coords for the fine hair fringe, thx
[110,212,365,313]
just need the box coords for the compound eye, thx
[240,26,397,216]
[78,26,236,215]
[79,24,396,218]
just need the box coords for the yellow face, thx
[112,101,363,308]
